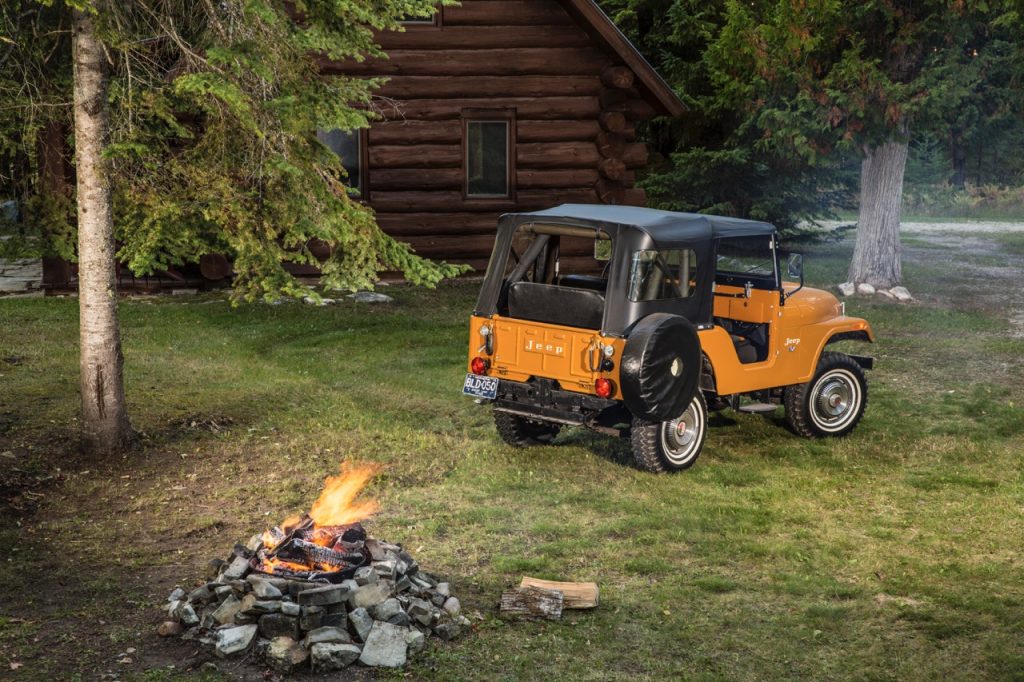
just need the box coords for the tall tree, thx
[1,0,461,454]
[71,1,133,452]
[704,0,1023,288]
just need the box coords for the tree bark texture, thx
[849,138,909,289]
[72,5,134,454]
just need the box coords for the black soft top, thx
[475,204,778,335]
[516,204,775,243]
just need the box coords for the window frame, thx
[462,108,516,202]
[627,248,698,302]
[399,6,443,28]
[316,128,368,198]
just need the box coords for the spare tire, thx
[620,313,701,422]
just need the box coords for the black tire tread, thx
[784,351,868,438]
[494,411,562,447]
[630,392,708,473]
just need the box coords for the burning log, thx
[292,540,364,568]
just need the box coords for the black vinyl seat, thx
[507,282,605,330]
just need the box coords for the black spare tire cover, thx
[620,313,701,422]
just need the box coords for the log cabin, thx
[32,0,684,290]
[319,0,686,272]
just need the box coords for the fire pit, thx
[161,463,467,673]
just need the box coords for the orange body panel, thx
[468,284,873,400]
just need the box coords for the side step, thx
[735,402,779,414]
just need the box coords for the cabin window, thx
[464,110,514,199]
[628,249,698,301]
[317,128,364,195]
[400,7,441,26]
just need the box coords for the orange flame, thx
[309,462,381,528]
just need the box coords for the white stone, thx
[349,291,394,304]
[311,642,361,672]
[890,286,913,301]
[265,636,308,673]
[442,597,461,616]
[856,282,876,295]
[358,622,408,668]
[212,595,243,625]
[837,282,855,297]
[348,607,374,642]
[304,626,352,647]
[215,624,258,657]
[876,289,897,300]
[405,628,426,656]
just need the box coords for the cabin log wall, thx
[329,0,658,267]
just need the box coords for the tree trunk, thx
[848,138,909,289]
[72,5,134,454]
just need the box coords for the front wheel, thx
[494,411,562,447]
[784,352,868,438]
[631,392,708,473]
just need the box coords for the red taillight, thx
[471,357,489,375]
[595,378,614,398]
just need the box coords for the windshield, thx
[716,236,777,289]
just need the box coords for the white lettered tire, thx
[630,391,708,472]
[784,352,868,437]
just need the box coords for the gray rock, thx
[264,636,309,673]
[406,598,434,626]
[405,628,426,656]
[246,534,263,551]
[358,622,408,668]
[856,282,876,296]
[890,286,913,301]
[214,585,234,600]
[304,626,352,647]
[364,539,387,561]
[250,580,282,599]
[387,612,411,627]
[354,566,378,586]
[837,281,855,297]
[349,291,394,304]
[297,584,348,606]
[258,613,299,640]
[321,611,348,628]
[220,555,251,581]
[281,601,300,617]
[173,601,200,626]
[340,579,359,594]
[433,621,461,641]
[168,587,186,602]
[435,582,451,597]
[300,605,324,630]
[310,642,361,672]
[374,559,398,580]
[370,598,403,622]
[205,559,224,581]
[430,592,447,607]
[239,593,281,615]
[443,597,461,616]
[394,576,412,593]
[876,288,897,300]
[348,607,373,642]
[233,611,257,625]
[215,624,258,657]
[349,583,389,609]
[212,595,243,625]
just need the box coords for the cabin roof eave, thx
[557,0,686,118]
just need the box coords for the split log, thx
[519,577,599,609]
[596,131,626,158]
[599,111,628,133]
[376,97,600,122]
[443,1,575,26]
[517,168,600,189]
[517,120,601,143]
[378,75,602,100]
[323,48,611,77]
[600,66,635,90]
[368,144,462,169]
[376,25,592,50]
[500,586,563,621]
[598,157,627,182]
[518,142,601,169]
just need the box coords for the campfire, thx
[161,463,467,673]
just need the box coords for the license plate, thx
[462,373,498,400]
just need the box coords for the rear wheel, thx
[494,411,562,447]
[784,352,868,438]
[631,392,708,473]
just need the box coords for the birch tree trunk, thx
[848,137,909,289]
[72,5,134,454]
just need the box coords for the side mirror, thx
[787,253,803,280]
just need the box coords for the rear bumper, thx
[492,378,618,426]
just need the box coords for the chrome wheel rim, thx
[660,396,706,465]
[808,368,861,433]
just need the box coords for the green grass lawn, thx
[1,232,1022,681]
